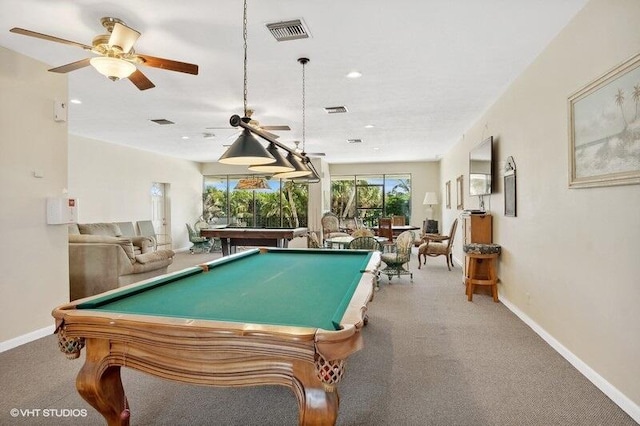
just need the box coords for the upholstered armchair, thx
[380,230,415,282]
[417,218,458,270]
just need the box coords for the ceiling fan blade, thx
[262,130,280,139]
[137,53,199,75]
[10,28,92,50]
[261,125,291,131]
[48,58,92,73]
[128,69,155,90]
[247,123,279,139]
[109,22,140,53]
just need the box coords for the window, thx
[203,176,308,228]
[330,174,411,227]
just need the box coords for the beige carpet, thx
[0,250,635,425]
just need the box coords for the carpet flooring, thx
[0,250,635,425]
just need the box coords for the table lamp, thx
[423,192,439,234]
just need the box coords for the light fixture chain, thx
[243,0,248,117]
[302,60,306,151]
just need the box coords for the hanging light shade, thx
[234,177,270,190]
[271,152,312,179]
[218,128,276,165]
[292,156,321,183]
[248,142,295,173]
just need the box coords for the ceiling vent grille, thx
[347,139,362,144]
[266,19,310,41]
[150,119,174,125]
[324,106,348,114]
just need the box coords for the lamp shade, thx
[234,177,270,190]
[423,192,438,205]
[271,152,312,179]
[90,57,136,81]
[218,129,276,166]
[248,143,295,173]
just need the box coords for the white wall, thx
[440,0,640,417]
[0,47,69,344]
[68,135,203,250]
[330,161,441,228]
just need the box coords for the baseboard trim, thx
[500,295,640,424]
[0,325,55,353]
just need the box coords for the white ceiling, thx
[0,0,588,164]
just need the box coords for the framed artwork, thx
[568,53,640,188]
[456,175,464,210]
[445,180,451,209]
[504,156,516,217]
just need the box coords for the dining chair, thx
[391,215,406,226]
[378,217,393,244]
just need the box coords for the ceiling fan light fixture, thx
[219,128,276,165]
[248,142,295,173]
[90,56,136,81]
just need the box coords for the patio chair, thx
[348,236,382,290]
[380,230,415,282]
[321,212,349,245]
[186,223,212,254]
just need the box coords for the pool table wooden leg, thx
[76,338,130,426]
[292,362,340,425]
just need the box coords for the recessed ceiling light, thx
[373,147,380,151]
[364,124,375,128]
[347,71,362,79]
[181,136,189,140]
[70,99,82,104]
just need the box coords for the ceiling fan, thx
[208,109,290,140]
[9,16,198,90]
[293,141,325,157]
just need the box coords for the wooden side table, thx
[463,243,501,303]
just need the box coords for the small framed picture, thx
[456,175,464,210]
[445,180,451,209]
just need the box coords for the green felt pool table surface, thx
[78,248,374,331]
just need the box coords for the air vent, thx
[150,119,174,125]
[347,139,362,144]
[266,19,310,41]
[324,106,348,114]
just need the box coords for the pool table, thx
[52,247,380,425]
[200,226,308,256]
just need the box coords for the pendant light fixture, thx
[218,0,275,166]
[272,57,314,179]
[248,141,295,173]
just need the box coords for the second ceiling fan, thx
[10,16,198,90]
